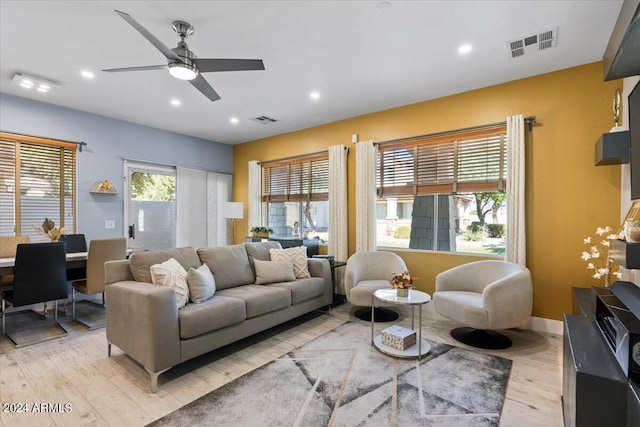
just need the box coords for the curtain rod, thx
[122,157,232,176]
[259,148,334,165]
[365,116,536,146]
[1,130,87,151]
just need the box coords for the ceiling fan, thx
[102,10,265,102]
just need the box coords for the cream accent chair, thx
[433,260,532,349]
[344,251,407,322]
[71,238,127,328]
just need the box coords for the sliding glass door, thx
[124,161,176,250]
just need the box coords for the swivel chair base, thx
[450,327,512,350]
[354,307,399,322]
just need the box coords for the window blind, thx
[261,153,329,202]
[0,132,77,238]
[377,126,506,197]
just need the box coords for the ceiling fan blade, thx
[193,59,265,73]
[189,74,221,102]
[114,10,182,62]
[102,65,167,73]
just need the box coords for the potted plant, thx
[390,271,416,297]
[34,218,66,241]
[250,226,273,238]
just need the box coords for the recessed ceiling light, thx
[81,70,95,79]
[230,117,239,124]
[310,91,320,100]
[170,99,181,106]
[37,84,50,93]
[458,44,473,54]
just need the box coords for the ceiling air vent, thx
[251,115,279,125]
[507,27,558,59]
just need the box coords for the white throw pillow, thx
[254,259,296,285]
[150,258,189,309]
[269,246,310,279]
[186,263,216,303]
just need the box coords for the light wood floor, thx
[0,302,563,426]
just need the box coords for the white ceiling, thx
[0,1,624,145]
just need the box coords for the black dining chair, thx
[59,233,88,253]
[1,242,69,346]
[59,233,88,282]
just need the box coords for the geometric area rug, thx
[149,321,512,427]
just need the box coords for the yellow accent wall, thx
[233,62,622,321]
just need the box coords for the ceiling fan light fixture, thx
[168,62,198,80]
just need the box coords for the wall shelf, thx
[610,239,640,269]
[595,130,629,165]
[90,180,117,194]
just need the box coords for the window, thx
[376,125,507,255]
[0,132,77,240]
[261,153,329,240]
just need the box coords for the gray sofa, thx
[104,241,332,393]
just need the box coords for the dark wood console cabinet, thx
[563,287,640,427]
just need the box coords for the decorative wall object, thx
[90,180,117,194]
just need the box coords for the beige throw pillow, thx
[150,258,190,309]
[269,246,310,279]
[254,259,296,285]
[186,263,216,303]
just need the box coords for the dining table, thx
[0,252,88,277]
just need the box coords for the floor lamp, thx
[224,202,244,245]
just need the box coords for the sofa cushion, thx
[186,263,216,303]
[178,295,246,339]
[129,247,200,283]
[198,245,255,290]
[268,277,326,305]
[254,259,296,285]
[245,241,282,275]
[269,246,311,279]
[150,258,190,309]
[216,285,291,318]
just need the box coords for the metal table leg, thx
[371,294,374,345]
[418,304,423,360]
[411,305,415,330]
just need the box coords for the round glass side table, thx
[371,289,431,359]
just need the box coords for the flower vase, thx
[396,288,409,297]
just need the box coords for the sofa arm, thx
[308,258,333,293]
[106,281,180,373]
[105,259,134,284]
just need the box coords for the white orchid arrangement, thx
[581,226,622,284]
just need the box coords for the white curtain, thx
[506,115,526,265]
[176,167,232,248]
[208,172,232,247]
[355,140,377,252]
[329,144,348,293]
[248,160,262,236]
[176,168,208,248]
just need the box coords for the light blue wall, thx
[0,93,233,241]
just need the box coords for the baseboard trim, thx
[528,316,563,335]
